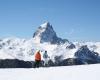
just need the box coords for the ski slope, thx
[0,64,100,80]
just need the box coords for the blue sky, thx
[0,0,100,41]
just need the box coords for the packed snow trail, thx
[0,64,100,80]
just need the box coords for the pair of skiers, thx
[34,50,49,68]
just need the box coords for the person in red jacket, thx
[34,50,41,68]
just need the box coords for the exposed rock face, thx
[33,22,69,44]
[75,45,100,64]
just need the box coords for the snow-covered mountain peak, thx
[40,22,51,28]
[75,45,99,63]
[33,22,69,44]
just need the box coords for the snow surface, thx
[0,49,14,59]
[0,64,100,80]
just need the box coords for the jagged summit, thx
[33,22,69,44]
[40,22,52,28]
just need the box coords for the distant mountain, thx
[33,22,69,44]
[75,45,100,64]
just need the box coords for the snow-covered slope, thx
[0,64,100,80]
[0,37,100,63]
[0,37,74,61]
[0,37,59,61]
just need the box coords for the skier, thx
[43,51,49,67]
[34,50,41,68]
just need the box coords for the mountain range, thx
[0,22,100,67]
